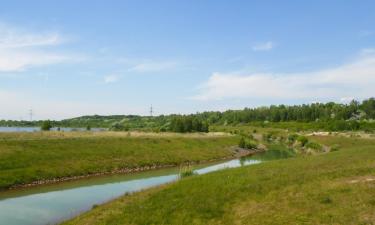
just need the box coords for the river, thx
[0,127,107,132]
[0,149,291,225]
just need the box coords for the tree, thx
[41,120,52,131]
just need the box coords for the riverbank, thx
[0,152,270,225]
[0,132,238,190]
[63,135,375,225]
[9,149,261,190]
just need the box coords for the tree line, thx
[1,98,374,132]
[198,98,375,124]
[169,116,209,133]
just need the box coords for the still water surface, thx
[0,150,291,225]
[0,127,106,132]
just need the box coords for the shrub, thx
[331,144,340,151]
[297,136,308,146]
[41,120,52,131]
[110,122,129,131]
[239,137,257,149]
[245,140,257,149]
[305,141,322,151]
[239,137,246,148]
[288,134,299,143]
[262,133,273,142]
[179,166,195,178]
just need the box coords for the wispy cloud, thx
[191,49,375,101]
[117,58,180,73]
[128,61,179,73]
[358,30,373,38]
[0,22,78,72]
[252,41,274,51]
[0,23,62,49]
[104,74,119,83]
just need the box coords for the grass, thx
[179,165,195,178]
[0,131,238,190]
[63,135,375,225]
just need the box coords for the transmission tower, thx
[29,109,33,121]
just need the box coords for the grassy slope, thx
[0,132,237,189]
[64,136,375,225]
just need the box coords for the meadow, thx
[63,135,375,225]
[0,131,238,190]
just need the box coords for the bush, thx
[297,136,308,146]
[305,141,322,151]
[288,134,299,143]
[239,137,246,148]
[239,137,257,149]
[179,166,195,178]
[41,120,52,131]
[245,140,257,149]
[331,144,340,151]
[262,133,273,142]
[110,122,129,131]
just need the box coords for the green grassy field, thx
[0,132,237,190]
[64,135,375,225]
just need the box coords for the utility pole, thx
[29,109,33,121]
[150,105,153,117]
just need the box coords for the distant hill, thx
[0,98,374,132]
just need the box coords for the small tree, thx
[239,137,246,148]
[297,136,308,146]
[41,120,52,131]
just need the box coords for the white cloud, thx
[0,22,77,72]
[0,23,62,49]
[0,50,71,72]
[252,41,274,51]
[104,74,119,83]
[127,61,179,73]
[191,50,375,101]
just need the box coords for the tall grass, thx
[179,165,195,178]
[0,132,237,189]
[64,135,375,225]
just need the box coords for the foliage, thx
[179,166,195,178]
[64,136,375,225]
[262,132,275,142]
[239,137,257,149]
[169,116,209,133]
[109,122,128,131]
[287,133,299,143]
[0,132,237,190]
[1,98,375,132]
[297,135,309,146]
[305,141,322,151]
[330,144,341,151]
[41,120,52,131]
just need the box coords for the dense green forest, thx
[1,98,374,132]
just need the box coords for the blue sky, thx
[0,0,374,120]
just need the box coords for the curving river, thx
[0,149,291,225]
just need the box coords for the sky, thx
[0,0,374,120]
